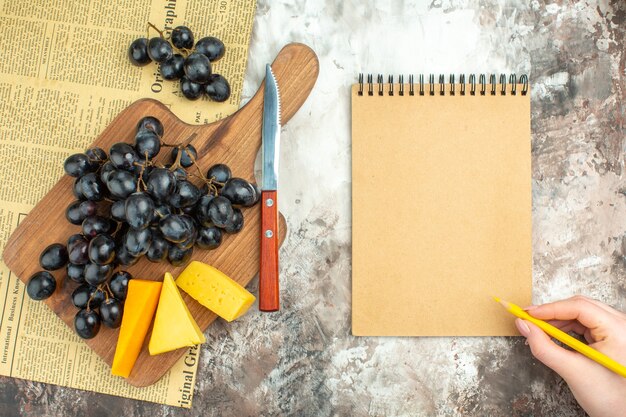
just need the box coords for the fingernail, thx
[515,318,531,337]
[523,305,538,311]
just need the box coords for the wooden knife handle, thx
[259,190,279,311]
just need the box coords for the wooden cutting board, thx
[2,43,319,387]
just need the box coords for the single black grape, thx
[135,130,161,160]
[136,116,164,137]
[194,193,215,227]
[74,309,101,339]
[109,143,138,170]
[82,216,112,238]
[39,243,68,271]
[168,245,193,266]
[64,153,93,177]
[110,200,126,222]
[206,163,231,183]
[147,37,173,63]
[204,74,231,102]
[180,76,203,100]
[100,161,116,183]
[159,214,193,243]
[160,54,185,80]
[169,180,200,208]
[110,271,132,300]
[146,232,169,262]
[171,26,194,49]
[26,271,56,300]
[80,172,106,201]
[171,144,197,168]
[184,52,211,84]
[146,168,176,202]
[72,284,95,308]
[123,228,152,256]
[66,200,84,225]
[128,38,151,66]
[84,262,113,286]
[224,208,244,234]
[100,298,123,328]
[196,226,222,249]
[221,178,257,207]
[125,192,155,229]
[207,196,234,227]
[88,234,116,265]
[195,36,225,62]
[106,169,137,199]
[66,263,85,283]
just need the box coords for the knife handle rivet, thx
[265,198,274,207]
[265,230,274,238]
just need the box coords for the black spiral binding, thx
[358,73,529,96]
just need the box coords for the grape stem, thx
[168,133,197,171]
[102,283,112,300]
[169,146,183,171]
[187,151,206,181]
[136,151,149,192]
[186,151,225,197]
[110,220,123,237]
[146,22,165,39]
[85,291,95,312]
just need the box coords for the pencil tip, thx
[493,296,510,309]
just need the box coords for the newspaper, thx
[0,0,256,408]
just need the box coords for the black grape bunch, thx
[26,116,260,340]
[128,23,231,103]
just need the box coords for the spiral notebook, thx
[352,74,532,336]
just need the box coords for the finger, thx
[515,319,588,380]
[547,319,588,337]
[525,296,617,329]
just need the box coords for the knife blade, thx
[259,64,281,312]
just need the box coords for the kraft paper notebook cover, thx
[351,74,532,336]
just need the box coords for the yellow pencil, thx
[494,296,626,378]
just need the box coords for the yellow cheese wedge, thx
[176,261,256,322]
[111,279,162,378]
[149,272,206,355]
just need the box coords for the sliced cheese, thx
[176,261,255,322]
[149,272,206,355]
[111,279,162,378]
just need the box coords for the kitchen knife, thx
[259,64,281,312]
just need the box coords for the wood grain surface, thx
[2,43,319,387]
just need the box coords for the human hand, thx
[515,295,626,417]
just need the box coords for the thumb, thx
[515,318,587,380]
